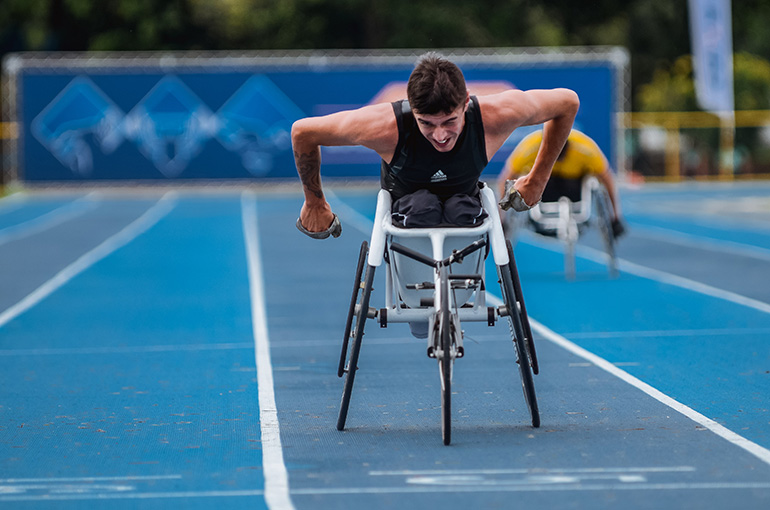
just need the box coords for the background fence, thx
[8,50,768,186]
[1,48,627,187]
[625,110,770,181]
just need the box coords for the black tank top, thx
[380,96,488,201]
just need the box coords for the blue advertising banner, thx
[13,51,623,183]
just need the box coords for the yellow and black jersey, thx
[503,129,608,180]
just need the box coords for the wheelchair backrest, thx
[530,175,599,225]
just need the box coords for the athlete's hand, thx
[498,177,542,212]
[296,202,342,239]
[611,218,626,239]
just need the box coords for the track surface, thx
[1,182,769,509]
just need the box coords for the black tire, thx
[337,264,375,431]
[338,241,369,377]
[500,258,540,428]
[438,266,452,445]
[595,189,618,277]
[506,241,539,375]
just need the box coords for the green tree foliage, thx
[636,56,699,112]
[734,53,770,110]
[637,53,770,111]
[1,0,205,52]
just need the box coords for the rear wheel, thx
[506,241,538,375]
[595,189,618,277]
[499,248,540,428]
[337,263,376,431]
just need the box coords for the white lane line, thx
[520,231,770,315]
[325,189,376,236]
[629,223,770,262]
[528,315,770,467]
[291,482,770,494]
[0,193,177,330]
[0,191,26,212]
[370,466,696,476]
[0,192,101,247]
[4,482,770,501]
[241,191,295,510]
[559,327,770,339]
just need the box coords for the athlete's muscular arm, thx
[294,147,323,199]
[291,103,398,233]
[481,88,579,207]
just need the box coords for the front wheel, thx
[438,266,452,445]
[339,241,369,377]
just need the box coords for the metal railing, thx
[623,110,770,181]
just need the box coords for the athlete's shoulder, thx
[566,130,608,173]
[521,129,544,144]
[569,130,602,154]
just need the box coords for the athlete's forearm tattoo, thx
[294,149,323,199]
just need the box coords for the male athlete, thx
[497,129,626,237]
[291,52,580,238]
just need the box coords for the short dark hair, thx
[406,53,467,115]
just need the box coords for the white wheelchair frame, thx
[337,183,539,445]
[511,176,617,279]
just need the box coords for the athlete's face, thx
[413,96,469,152]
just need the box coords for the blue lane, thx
[565,186,770,439]
[609,227,770,305]
[0,197,163,313]
[509,239,770,449]
[606,186,770,304]
[257,189,770,510]
[624,215,770,249]
[621,183,770,248]
[0,196,268,509]
[3,188,770,509]
[0,196,79,230]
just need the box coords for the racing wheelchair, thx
[504,175,618,279]
[336,183,539,445]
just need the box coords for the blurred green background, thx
[2,0,770,184]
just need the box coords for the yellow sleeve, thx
[506,131,541,178]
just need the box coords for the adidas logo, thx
[431,170,447,182]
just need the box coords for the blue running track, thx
[1,182,769,509]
